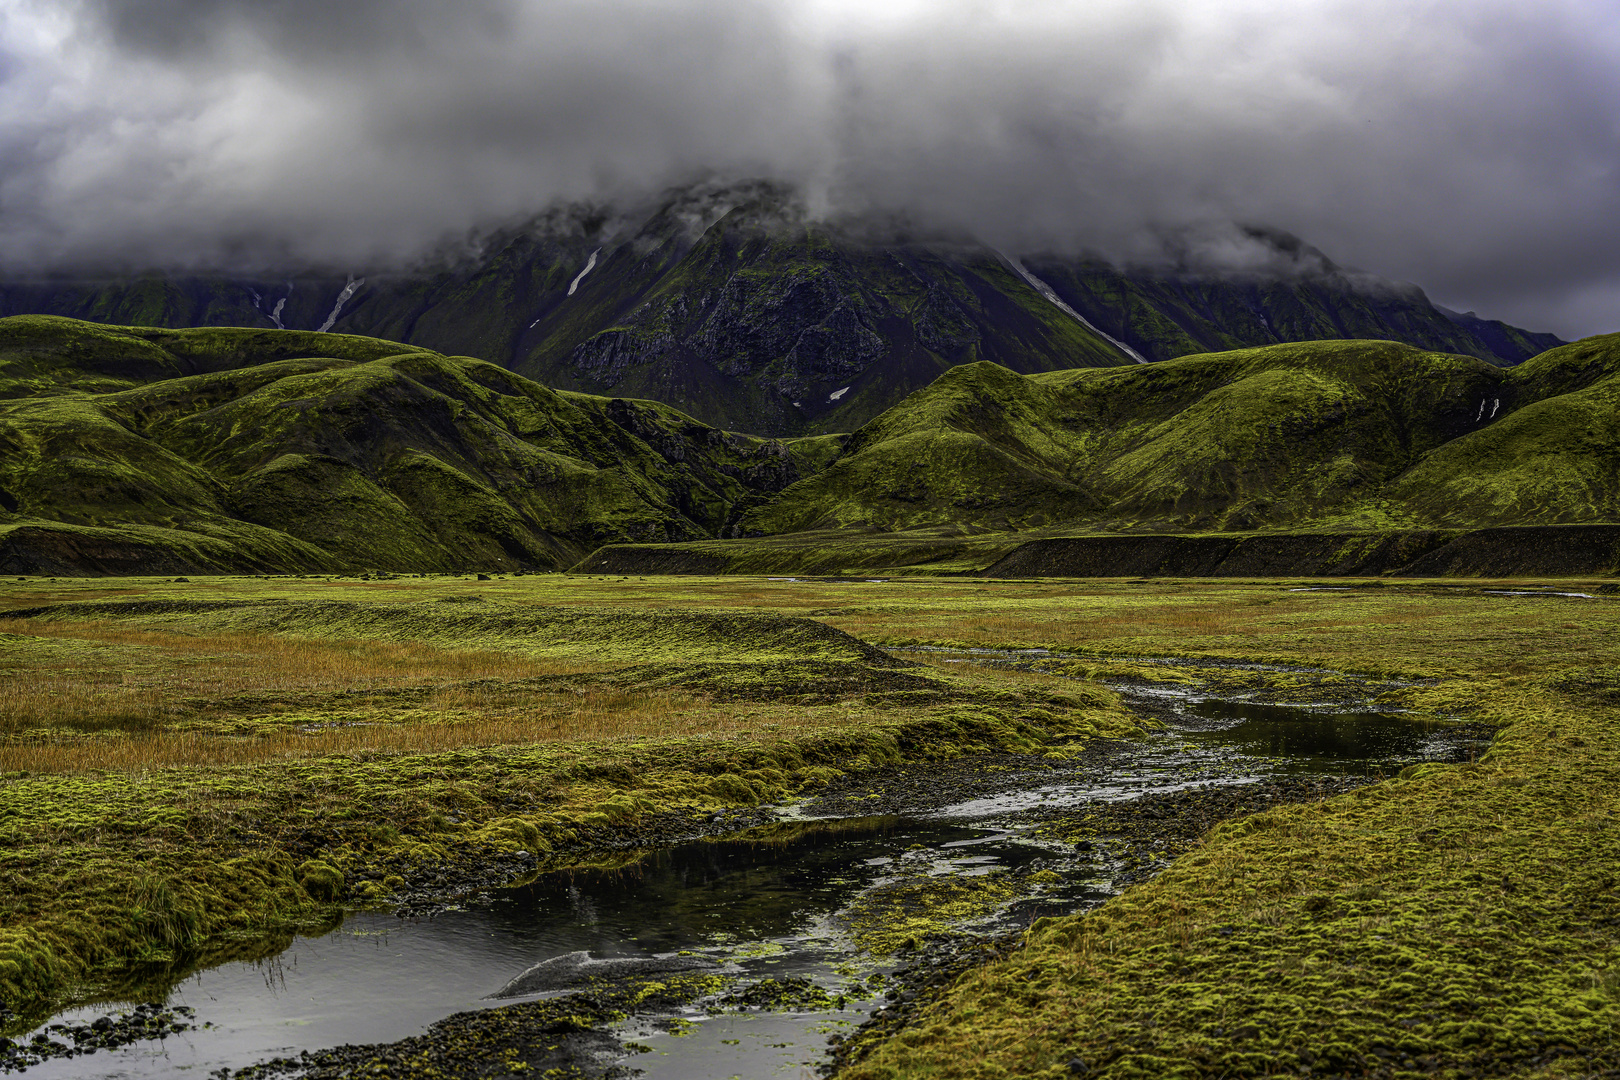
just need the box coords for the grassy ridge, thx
[741,336,1620,538]
[5,318,1617,580]
[0,317,837,575]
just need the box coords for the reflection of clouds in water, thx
[566,883,600,926]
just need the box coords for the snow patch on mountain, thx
[1001,254,1149,364]
[317,276,364,333]
[568,249,601,296]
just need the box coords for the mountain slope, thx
[740,335,1620,536]
[0,185,1561,437]
[4,318,1615,577]
[1387,335,1620,526]
[1024,244,1561,369]
[0,317,834,575]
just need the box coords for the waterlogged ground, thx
[10,663,1487,1078]
[2,573,1615,1079]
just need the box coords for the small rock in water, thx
[491,950,720,998]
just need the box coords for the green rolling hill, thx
[2,316,1615,577]
[0,317,839,575]
[737,335,1620,538]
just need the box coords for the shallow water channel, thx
[15,658,1492,1079]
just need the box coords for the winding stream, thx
[11,654,1492,1079]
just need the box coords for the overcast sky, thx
[1,0,1617,338]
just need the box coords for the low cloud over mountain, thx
[4,0,1618,337]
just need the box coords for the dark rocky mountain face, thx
[0,183,1560,437]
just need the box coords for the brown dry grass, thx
[0,617,604,735]
[0,617,713,774]
[830,600,1273,646]
[904,651,1084,692]
[0,684,774,774]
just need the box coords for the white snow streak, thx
[567,249,601,296]
[268,297,287,330]
[317,276,365,333]
[1490,398,1500,418]
[1000,254,1149,364]
[828,386,850,402]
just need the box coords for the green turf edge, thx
[0,684,1142,1025]
[838,677,1620,1080]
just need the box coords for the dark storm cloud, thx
[3,0,1618,336]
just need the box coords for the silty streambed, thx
[10,658,1492,1079]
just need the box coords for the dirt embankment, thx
[979,524,1620,578]
[17,521,1620,580]
[569,545,730,575]
[0,526,217,577]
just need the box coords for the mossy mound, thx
[294,861,344,902]
[738,336,1620,540]
[0,317,831,575]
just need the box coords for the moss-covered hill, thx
[0,317,841,575]
[0,184,1559,437]
[6,317,1613,578]
[740,335,1620,536]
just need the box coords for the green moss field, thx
[0,571,1616,1079]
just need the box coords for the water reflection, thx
[1184,699,1489,774]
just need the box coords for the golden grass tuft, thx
[0,618,603,734]
[0,686,765,774]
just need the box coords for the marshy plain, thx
[1,572,1616,1079]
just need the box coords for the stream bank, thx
[6,656,1491,1079]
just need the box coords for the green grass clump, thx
[843,682,1620,1079]
[0,574,1146,1021]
